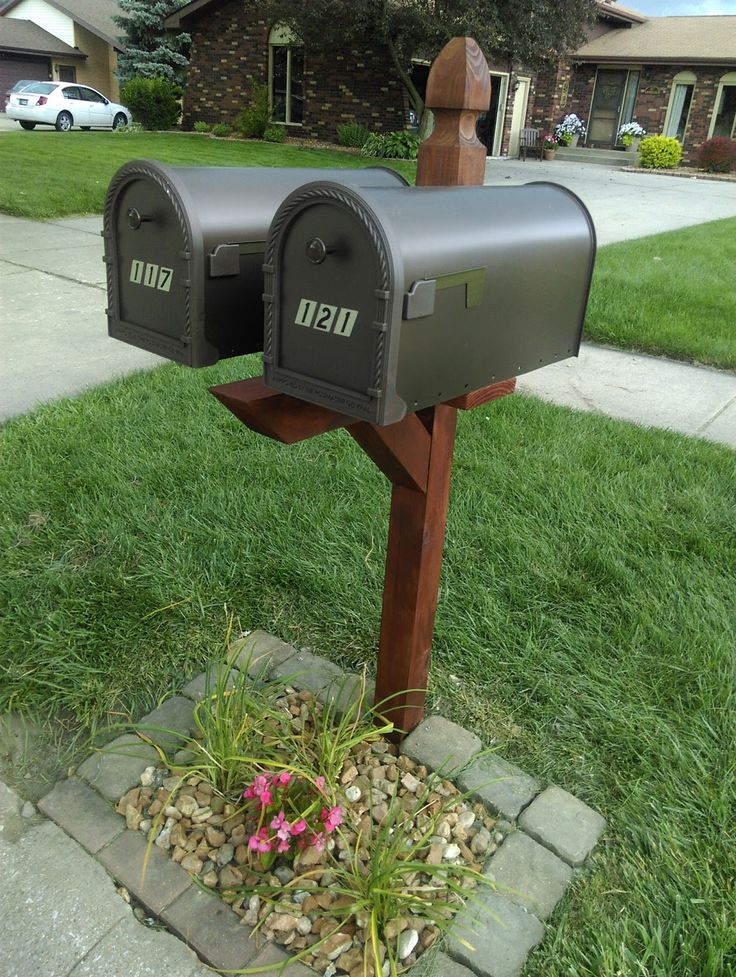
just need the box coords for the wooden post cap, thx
[424,37,491,111]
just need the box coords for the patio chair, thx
[519,128,543,161]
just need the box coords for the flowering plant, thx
[555,113,586,145]
[242,769,343,867]
[618,121,646,146]
[542,134,558,150]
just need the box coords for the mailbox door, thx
[109,172,194,362]
[265,190,401,422]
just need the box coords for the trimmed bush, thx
[696,136,736,173]
[638,135,683,169]
[337,122,370,148]
[192,120,211,133]
[235,84,271,139]
[263,124,287,143]
[119,77,181,131]
[211,123,233,138]
[361,130,420,160]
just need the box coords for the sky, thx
[626,0,736,12]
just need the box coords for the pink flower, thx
[321,806,343,832]
[289,819,307,836]
[247,828,273,853]
[314,776,326,793]
[310,832,326,851]
[277,838,290,853]
[272,771,292,787]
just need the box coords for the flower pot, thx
[570,133,580,148]
[543,148,557,161]
[627,137,641,154]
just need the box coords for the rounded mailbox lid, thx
[264,181,403,424]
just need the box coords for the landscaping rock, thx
[402,717,482,775]
[229,630,298,678]
[76,734,159,803]
[447,891,545,977]
[487,831,573,920]
[270,650,343,693]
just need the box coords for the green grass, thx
[0,130,415,219]
[585,218,736,370]
[1,359,734,976]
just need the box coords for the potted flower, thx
[542,134,558,160]
[555,113,586,147]
[618,121,646,152]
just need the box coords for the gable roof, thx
[595,2,647,27]
[0,0,124,50]
[0,16,84,57]
[575,15,736,65]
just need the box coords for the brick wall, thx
[181,0,406,139]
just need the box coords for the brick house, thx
[165,0,536,157]
[532,2,736,164]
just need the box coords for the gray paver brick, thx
[38,776,125,854]
[0,820,129,977]
[229,629,298,677]
[181,664,239,701]
[317,672,376,719]
[401,716,482,775]
[410,949,479,976]
[76,733,160,803]
[270,649,344,692]
[67,912,212,977]
[247,943,319,976]
[0,780,26,843]
[96,827,192,914]
[446,891,545,977]
[518,785,607,867]
[136,695,196,753]
[457,753,540,821]
[487,830,573,920]
[161,884,259,970]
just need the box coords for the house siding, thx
[5,0,74,47]
[182,0,407,138]
[70,24,118,98]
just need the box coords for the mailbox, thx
[263,181,596,426]
[103,162,407,367]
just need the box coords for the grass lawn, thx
[0,130,415,219]
[585,218,736,371]
[1,358,734,976]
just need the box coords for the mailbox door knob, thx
[127,207,154,230]
[305,237,332,264]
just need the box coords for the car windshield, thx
[23,83,58,95]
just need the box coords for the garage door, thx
[0,55,51,110]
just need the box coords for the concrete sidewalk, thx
[1,205,735,447]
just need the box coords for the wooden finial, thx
[416,37,491,188]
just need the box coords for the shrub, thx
[119,76,181,130]
[263,124,287,143]
[192,120,211,133]
[361,130,420,160]
[211,123,232,138]
[696,136,736,173]
[638,135,683,169]
[337,121,370,148]
[235,83,271,139]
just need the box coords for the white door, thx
[508,77,531,157]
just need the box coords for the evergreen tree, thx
[114,0,191,84]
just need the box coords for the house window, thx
[664,71,696,141]
[709,72,736,139]
[269,24,304,125]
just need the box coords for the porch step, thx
[555,146,633,167]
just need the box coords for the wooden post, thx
[210,38,514,739]
[371,38,491,733]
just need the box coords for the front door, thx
[588,69,627,146]
[508,77,530,157]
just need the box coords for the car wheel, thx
[81,126,91,131]
[19,121,36,130]
[55,111,73,132]
[112,113,127,130]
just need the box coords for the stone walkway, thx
[2,631,606,977]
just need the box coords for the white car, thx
[7,81,131,131]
